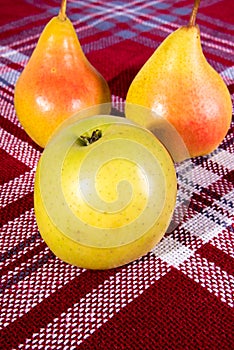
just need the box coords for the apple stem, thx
[78,130,102,146]
[58,0,67,21]
[188,0,201,27]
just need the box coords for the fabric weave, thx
[0,0,233,349]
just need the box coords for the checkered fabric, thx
[0,0,234,349]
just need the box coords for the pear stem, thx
[58,0,67,21]
[188,0,201,26]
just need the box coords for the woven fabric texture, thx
[0,0,234,349]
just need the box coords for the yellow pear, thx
[14,0,111,148]
[126,0,232,161]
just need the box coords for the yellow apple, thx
[34,114,177,269]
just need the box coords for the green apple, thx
[34,115,177,269]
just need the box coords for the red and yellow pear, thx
[126,0,232,161]
[14,0,111,148]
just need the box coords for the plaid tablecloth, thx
[1,0,234,349]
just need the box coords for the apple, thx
[34,114,177,269]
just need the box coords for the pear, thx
[126,0,232,161]
[14,0,111,148]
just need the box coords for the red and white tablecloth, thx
[0,0,233,349]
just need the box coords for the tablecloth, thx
[0,0,234,349]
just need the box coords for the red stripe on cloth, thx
[203,172,234,201]
[0,191,34,227]
[0,240,47,277]
[0,117,43,151]
[0,268,117,350]
[0,0,43,27]
[192,157,230,177]
[78,268,234,350]
[224,169,234,184]
[0,86,14,98]
[0,149,31,186]
[0,57,24,71]
[212,228,234,258]
[228,83,234,95]
[100,40,154,98]
[221,123,234,152]
[201,0,234,24]
[205,51,234,68]
[197,242,234,276]
[1,23,44,44]
[189,197,206,214]
[170,226,203,251]
[11,38,38,53]
[192,192,214,208]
